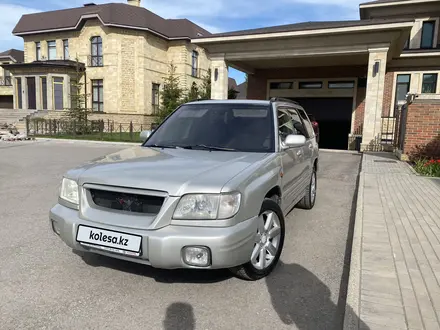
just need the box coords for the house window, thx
[47,40,57,60]
[395,74,411,103]
[53,77,64,110]
[420,21,435,49]
[191,51,198,77]
[63,40,69,60]
[299,81,322,89]
[421,73,438,94]
[328,81,355,89]
[90,36,103,67]
[270,82,294,89]
[92,79,104,112]
[152,83,160,114]
[36,42,41,61]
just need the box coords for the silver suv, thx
[50,98,319,280]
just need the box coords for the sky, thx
[0,0,364,84]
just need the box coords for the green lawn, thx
[35,132,142,143]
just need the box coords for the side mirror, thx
[140,130,152,142]
[283,134,306,148]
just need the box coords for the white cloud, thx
[0,3,40,50]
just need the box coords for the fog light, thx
[51,220,61,236]
[182,246,211,267]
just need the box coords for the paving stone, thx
[361,294,403,307]
[352,154,440,330]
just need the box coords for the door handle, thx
[296,150,303,156]
[308,143,313,149]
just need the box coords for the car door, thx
[277,107,304,210]
[286,107,310,198]
[296,107,315,177]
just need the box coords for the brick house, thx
[0,49,24,109]
[194,0,440,151]
[1,0,211,126]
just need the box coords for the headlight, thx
[173,193,241,220]
[60,178,79,205]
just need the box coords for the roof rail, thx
[269,97,299,105]
[192,98,211,102]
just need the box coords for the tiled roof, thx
[0,49,24,63]
[13,3,211,39]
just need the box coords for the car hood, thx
[69,146,268,196]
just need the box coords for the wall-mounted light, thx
[373,61,380,77]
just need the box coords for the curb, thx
[343,166,365,329]
[34,138,140,146]
[320,149,361,154]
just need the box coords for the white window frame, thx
[390,70,440,113]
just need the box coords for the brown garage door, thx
[289,97,353,150]
[0,96,13,109]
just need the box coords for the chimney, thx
[127,0,141,6]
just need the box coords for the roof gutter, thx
[359,0,440,9]
[0,56,16,62]
[192,21,414,44]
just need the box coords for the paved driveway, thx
[0,141,361,330]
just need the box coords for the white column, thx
[64,74,71,110]
[361,48,388,151]
[35,76,41,110]
[211,56,228,100]
[22,77,28,110]
[47,74,53,110]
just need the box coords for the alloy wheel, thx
[251,210,282,270]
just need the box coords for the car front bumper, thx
[49,204,259,269]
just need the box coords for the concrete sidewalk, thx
[345,152,440,330]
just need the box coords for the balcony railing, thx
[87,55,104,67]
[0,76,12,86]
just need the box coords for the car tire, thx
[297,167,317,210]
[229,199,285,281]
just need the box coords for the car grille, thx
[90,189,165,215]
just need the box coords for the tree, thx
[228,87,239,99]
[183,82,200,103]
[199,68,211,100]
[158,63,184,122]
[65,57,91,133]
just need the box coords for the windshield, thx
[144,103,274,153]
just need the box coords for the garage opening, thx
[0,96,13,109]
[289,97,353,150]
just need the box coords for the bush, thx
[413,159,440,177]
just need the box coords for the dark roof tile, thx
[13,3,211,39]
[0,49,24,63]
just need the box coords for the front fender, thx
[221,154,282,221]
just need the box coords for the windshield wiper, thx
[182,144,237,152]
[145,144,177,149]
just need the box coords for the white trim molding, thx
[193,22,414,44]
[360,0,440,9]
[389,70,440,115]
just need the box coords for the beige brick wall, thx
[22,19,211,115]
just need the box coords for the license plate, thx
[76,225,142,256]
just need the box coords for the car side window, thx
[277,108,295,140]
[288,107,309,138]
[297,108,315,138]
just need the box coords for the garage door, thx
[290,97,353,150]
[0,96,13,109]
